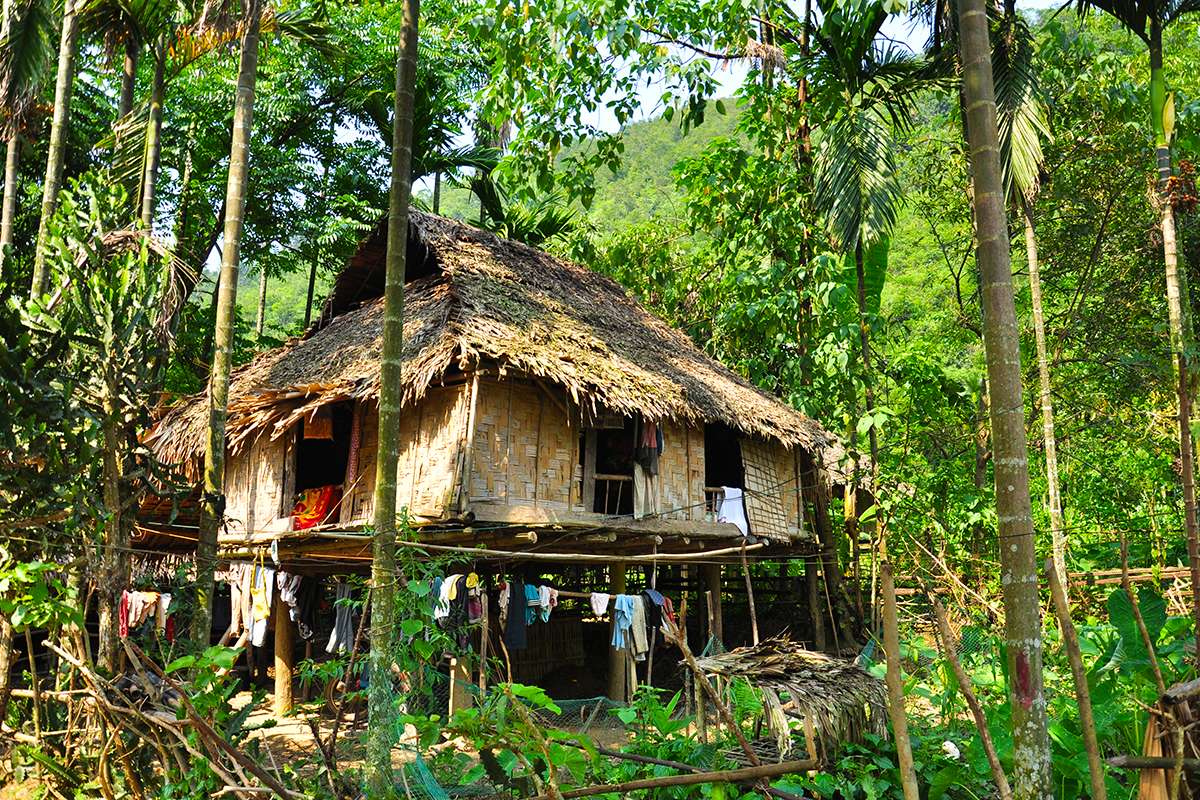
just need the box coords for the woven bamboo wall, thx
[774,443,802,532]
[740,436,791,541]
[658,421,691,520]
[468,381,575,509]
[686,426,706,521]
[408,385,469,516]
[331,385,469,524]
[224,430,294,536]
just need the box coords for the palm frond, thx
[94,102,150,186]
[0,0,56,134]
[1074,0,1150,40]
[993,14,1050,198]
[814,108,904,250]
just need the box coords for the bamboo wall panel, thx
[506,384,541,502]
[774,443,802,532]
[536,392,574,510]
[687,426,706,521]
[740,437,790,541]
[225,431,292,536]
[658,421,690,520]
[469,381,513,501]
[407,385,468,517]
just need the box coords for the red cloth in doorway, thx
[292,485,342,530]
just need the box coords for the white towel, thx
[718,487,750,536]
[590,592,611,616]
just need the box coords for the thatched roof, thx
[147,211,833,475]
[694,636,887,754]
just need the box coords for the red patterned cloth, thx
[292,485,342,530]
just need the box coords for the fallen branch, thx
[1109,755,1200,773]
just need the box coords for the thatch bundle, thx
[694,636,887,755]
[147,211,834,478]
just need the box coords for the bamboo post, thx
[606,562,627,702]
[273,597,293,716]
[881,562,919,800]
[1045,559,1107,800]
[449,657,473,714]
[478,592,490,694]
[929,594,1012,800]
[703,564,723,645]
[23,627,41,745]
[741,541,759,645]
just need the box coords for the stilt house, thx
[140,211,856,712]
[145,211,842,560]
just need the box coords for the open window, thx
[579,415,635,515]
[290,403,353,528]
[704,424,744,518]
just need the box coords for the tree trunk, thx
[303,142,331,329]
[1149,24,1200,661]
[194,4,260,649]
[117,39,138,124]
[365,0,419,793]
[0,612,13,723]
[31,0,81,297]
[1020,195,1065,580]
[0,131,19,276]
[138,54,165,230]
[957,0,1053,796]
[98,401,129,673]
[881,563,919,800]
[854,239,880,474]
[255,267,267,338]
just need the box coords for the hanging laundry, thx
[327,582,355,654]
[589,592,611,616]
[292,485,342,530]
[466,576,484,624]
[277,572,319,640]
[644,589,676,629]
[640,590,661,635]
[523,584,541,625]
[718,486,750,536]
[503,576,527,650]
[249,563,276,647]
[611,594,636,649]
[436,574,462,622]
[534,585,558,623]
[633,419,663,519]
[628,595,649,661]
[119,590,162,638]
[228,562,254,638]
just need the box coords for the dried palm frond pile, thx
[694,635,887,757]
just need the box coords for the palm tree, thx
[0,0,55,274]
[366,0,419,792]
[808,0,939,536]
[957,0,1053,795]
[30,0,81,297]
[991,10,1068,582]
[193,0,262,648]
[1074,0,1200,649]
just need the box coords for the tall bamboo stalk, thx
[364,0,419,793]
[30,0,80,297]
[957,0,1053,794]
[0,132,19,274]
[881,562,919,800]
[194,1,260,647]
[1044,559,1106,800]
[1020,194,1065,580]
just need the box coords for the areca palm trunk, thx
[365,0,420,792]
[30,0,80,297]
[1,132,19,275]
[1020,195,1065,581]
[1149,20,1200,653]
[117,39,138,121]
[957,0,1053,796]
[193,3,260,648]
[138,53,165,229]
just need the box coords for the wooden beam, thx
[467,501,745,539]
[703,564,723,645]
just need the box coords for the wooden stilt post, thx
[606,561,627,702]
[448,657,473,714]
[703,563,723,647]
[273,597,293,716]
